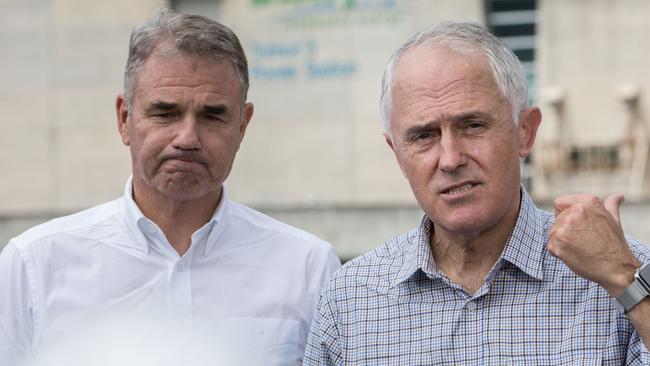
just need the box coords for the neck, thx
[430,193,521,295]
[133,184,222,256]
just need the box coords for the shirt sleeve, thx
[626,240,650,365]
[307,246,341,321]
[303,287,342,366]
[0,242,34,365]
[625,330,650,365]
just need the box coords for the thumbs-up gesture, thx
[547,194,640,296]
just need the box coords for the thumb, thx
[603,193,624,223]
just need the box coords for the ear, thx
[115,94,131,146]
[384,131,396,152]
[238,102,254,141]
[516,107,542,158]
[384,131,408,178]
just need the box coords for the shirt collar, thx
[392,216,434,287]
[121,175,229,256]
[392,186,546,287]
[500,187,546,281]
[121,176,150,253]
[203,188,229,257]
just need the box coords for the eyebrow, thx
[146,101,177,112]
[448,111,492,122]
[144,101,230,116]
[401,112,493,139]
[201,105,228,115]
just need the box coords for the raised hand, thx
[547,194,639,295]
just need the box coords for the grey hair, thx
[123,8,249,109]
[380,21,528,133]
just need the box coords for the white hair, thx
[380,21,528,133]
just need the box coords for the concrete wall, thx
[537,0,650,146]
[534,0,650,199]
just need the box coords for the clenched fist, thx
[547,194,640,296]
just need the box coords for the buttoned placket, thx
[167,253,193,330]
[139,219,214,331]
[452,291,482,364]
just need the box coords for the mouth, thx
[159,157,206,172]
[169,157,198,163]
[440,182,480,195]
[164,155,205,165]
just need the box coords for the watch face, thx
[638,263,650,292]
[639,263,650,278]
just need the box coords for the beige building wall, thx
[535,0,650,200]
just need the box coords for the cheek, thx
[134,133,167,163]
[206,136,238,160]
[400,151,436,184]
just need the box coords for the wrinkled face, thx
[385,46,539,238]
[116,46,253,203]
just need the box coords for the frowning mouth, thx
[157,154,208,173]
[160,153,207,166]
[167,157,200,163]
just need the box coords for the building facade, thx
[2,0,649,259]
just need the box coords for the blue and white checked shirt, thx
[304,190,650,365]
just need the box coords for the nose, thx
[173,115,201,150]
[438,132,467,172]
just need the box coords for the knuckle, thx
[547,243,561,258]
[572,204,587,217]
[586,195,600,206]
[555,225,567,240]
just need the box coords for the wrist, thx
[613,262,650,314]
[607,264,640,297]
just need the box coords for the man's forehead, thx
[388,46,507,128]
[133,51,241,102]
[142,52,235,78]
[389,46,498,111]
[394,45,492,86]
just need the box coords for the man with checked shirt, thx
[304,22,650,365]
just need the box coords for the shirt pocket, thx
[503,353,602,366]
[213,317,302,365]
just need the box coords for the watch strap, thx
[615,277,649,314]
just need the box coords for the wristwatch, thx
[614,262,650,314]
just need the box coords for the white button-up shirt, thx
[0,178,340,365]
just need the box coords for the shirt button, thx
[175,262,184,272]
[465,301,477,311]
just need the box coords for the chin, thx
[431,210,497,235]
[154,178,213,199]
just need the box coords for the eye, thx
[464,121,487,133]
[200,114,226,126]
[151,112,179,122]
[204,114,223,121]
[408,130,439,144]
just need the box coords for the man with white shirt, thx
[0,8,339,366]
